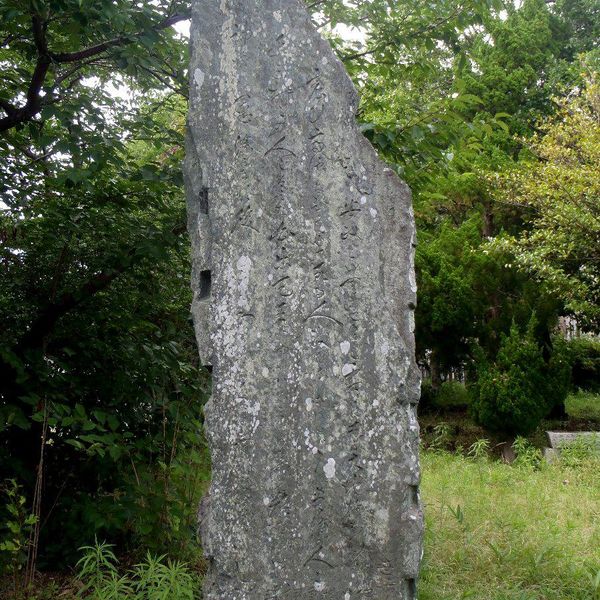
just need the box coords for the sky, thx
[173,17,365,43]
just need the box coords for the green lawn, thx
[566,390,600,422]
[419,451,600,600]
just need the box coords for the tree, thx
[553,0,600,56]
[313,0,509,187]
[405,0,597,381]
[471,320,570,435]
[416,216,483,384]
[491,69,600,330]
[0,0,208,575]
[0,0,188,133]
[460,0,571,138]
[416,211,562,382]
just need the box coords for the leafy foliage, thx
[567,337,600,392]
[315,0,510,186]
[75,540,200,599]
[491,72,600,329]
[415,212,561,381]
[435,382,472,410]
[0,480,38,595]
[0,0,208,573]
[471,321,571,435]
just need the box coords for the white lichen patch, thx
[323,458,336,479]
[374,506,390,542]
[342,363,355,377]
[243,398,260,416]
[236,255,252,309]
[193,68,205,91]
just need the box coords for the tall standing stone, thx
[185,1,423,598]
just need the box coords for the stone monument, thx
[185,1,423,597]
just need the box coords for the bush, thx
[0,480,37,595]
[567,336,600,392]
[419,378,436,413]
[470,321,570,435]
[1,308,210,569]
[435,381,471,409]
[420,379,471,413]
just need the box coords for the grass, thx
[419,450,600,600]
[4,451,599,600]
[4,391,599,599]
[566,390,600,423]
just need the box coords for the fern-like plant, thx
[75,540,199,599]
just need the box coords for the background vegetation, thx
[420,446,600,600]
[0,0,598,598]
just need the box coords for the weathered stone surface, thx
[185,1,423,598]
[547,431,600,450]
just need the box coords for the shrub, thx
[428,422,453,451]
[512,437,543,469]
[419,378,436,413]
[471,321,570,435]
[0,480,37,594]
[435,381,471,409]
[546,336,573,415]
[420,379,471,413]
[1,323,210,570]
[567,336,600,392]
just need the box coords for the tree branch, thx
[53,57,103,87]
[49,13,190,63]
[17,266,129,353]
[341,8,462,62]
[0,17,50,133]
[139,65,187,98]
[31,15,48,54]
[0,12,190,133]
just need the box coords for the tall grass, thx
[419,450,600,600]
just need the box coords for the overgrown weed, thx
[420,449,600,600]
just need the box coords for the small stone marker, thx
[185,1,423,598]
[546,431,600,450]
[544,431,600,462]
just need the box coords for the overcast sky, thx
[173,18,365,43]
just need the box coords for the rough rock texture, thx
[185,1,423,598]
